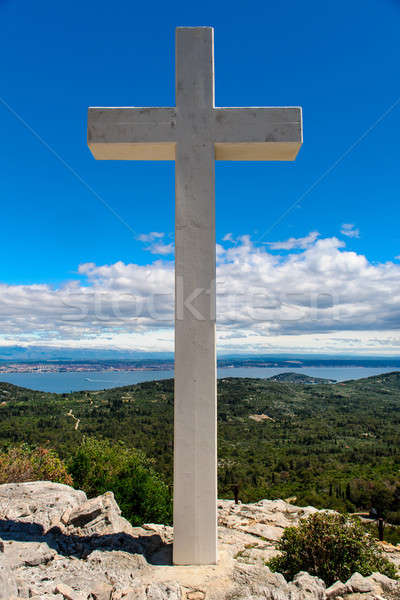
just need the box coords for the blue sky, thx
[0,0,400,355]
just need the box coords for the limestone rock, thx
[186,592,205,600]
[4,539,56,569]
[0,481,86,533]
[367,571,400,594]
[346,573,374,594]
[218,499,319,543]
[120,583,182,600]
[288,571,326,599]
[341,595,379,600]
[55,582,87,600]
[86,550,150,587]
[141,524,174,546]
[325,581,350,599]
[231,563,290,599]
[2,481,400,600]
[89,582,113,600]
[0,551,18,599]
[64,491,134,537]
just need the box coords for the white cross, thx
[87,26,302,565]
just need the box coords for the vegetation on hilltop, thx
[267,372,336,384]
[0,373,399,527]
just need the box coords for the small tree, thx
[267,512,397,585]
[0,444,72,485]
[69,436,172,526]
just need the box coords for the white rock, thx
[0,551,18,599]
[2,481,399,600]
[88,582,113,600]
[346,572,374,594]
[121,583,182,600]
[65,491,133,537]
[367,571,399,593]
[325,581,350,598]
[55,582,87,600]
[0,482,86,533]
[5,539,56,569]
[289,571,326,600]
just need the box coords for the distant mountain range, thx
[1,346,400,374]
[0,346,173,361]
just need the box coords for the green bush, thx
[267,512,397,585]
[69,436,172,526]
[0,444,73,485]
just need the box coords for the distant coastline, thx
[1,356,400,375]
[0,362,399,393]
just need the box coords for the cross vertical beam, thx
[87,25,302,567]
[174,27,217,565]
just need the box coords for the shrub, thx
[69,436,172,526]
[267,512,397,585]
[0,444,73,485]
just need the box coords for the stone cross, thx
[87,26,302,565]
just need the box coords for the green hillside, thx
[267,372,336,384]
[0,373,399,518]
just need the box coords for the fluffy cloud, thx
[147,242,174,255]
[0,234,400,353]
[341,223,360,238]
[136,232,164,243]
[137,232,174,255]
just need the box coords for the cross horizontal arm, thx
[213,107,302,161]
[87,107,176,160]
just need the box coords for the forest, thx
[0,371,399,524]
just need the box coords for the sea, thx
[0,366,397,394]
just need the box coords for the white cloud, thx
[341,223,360,238]
[146,242,174,255]
[222,233,234,242]
[136,232,164,243]
[137,232,174,255]
[1,233,400,353]
[266,231,319,250]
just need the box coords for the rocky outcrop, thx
[0,550,18,599]
[0,482,399,600]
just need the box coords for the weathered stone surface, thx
[88,582,113,600]
[0,481,86,533]
[2,481,400,600]
[341,595,379,600]
[119,583,182,600]
[87,550,150,587]
[186,592,205,600]
[218,499,320,543]
[367,572,400,594]
[0,550,18,599]
[55,582,87,600]
[4,539,56,568]
[326,581,350,599]
[65,492,134,537]
[231,563,290,599]
[288,572,326,600]
[346,573,374,594]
